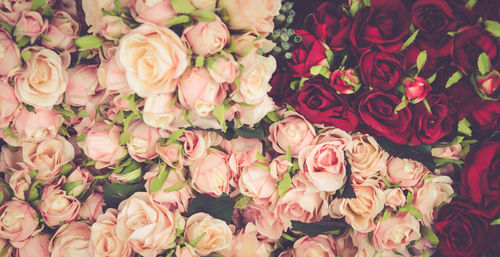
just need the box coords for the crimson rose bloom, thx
[468,100,500,137]
[443,76,481,120]
[435,200,489,257]
[269,70,293,106]
[410,94,453,145]
[306,2,351,50]
[356,90,412,144]
[359,49,404,91]
[349,0,410,53]
[460,141,500,218]
[452,26,499,74]
[289,78,358,132]
[287,30,327,77]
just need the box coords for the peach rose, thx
[179,130,212,164]
[236,96,276,126]
[98,15,132,41]
[268,112,315,157]
[14,47,69,108]
[144,166,193,213]
[241,202,284,240]
[0,0,32,25]
[0,80,18,128]
[372,212,421,251]
[313,127,353,150]
[65,65,103,107]
[230,223,273,257]
[131,0,176,26]
[182,16,229,56]
[0,199,39,247]
[7,166,31,200]
[14,233,50,257]
[232,32,276,56]
[78,190,104,222]
[118,23,188,97]
[38,177,81,227]
[184,213,232,256]
[293,235,338,257]
[0,28,21,76]
[238,162,276,199]
[42,11,79,52]
[347,133,389,181]
[98,51,131,96]
[22,135,74,182]
[116,192,184,257]
[269,155,292,180]
[13,11,48,42]
[49,222,91,257]
[175,245,199,257]
[82,0,130,33]
[189,149,231,197]
[384,188,406,210]
[414,176,454,227]
[218,0,281,34]
[206,51,239,83]
[431,144,462,160]
[126,119,160,162]
[143,93,185,130]
[81,121,127,169]
[90,208,134,257]
[13,107,62,142]
[190,0,216,10]
[220,136,262,175]
[156,143,183,168]
[66,167,93,197]
[382,157,428,188]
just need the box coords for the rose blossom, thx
[126,119,160,162]
[144,166,193,213]
[116,192,185,257]
[65,65,102,107]
[81,121,127,169]
[230,223,272,257]
[0,80,18,128]
[220,136,262,175]
[180,130,220,164]
[49,222,91,257]
[287,30,327,77]
[175,245,198,257]
[98,51,131,96]
[182,16,229,56]
[14,233,50,257]
[268,112,315,157]
[82,0,130,33]
[241,202,284,240]
[0,0,32,25]
[78,190,104,222]
[382,157,428,188]
[236,96,276,126]
[189,149,230,197]
[0,28,21,76]
[219,0,281,34]
[292,235,338,257]
[384,188,406,210]
[131,0,176,26]
[38,177,81,227]
[431,143,462,160]
[372,212,421,251]
[157,143,182,168]
[476,70,499,96]
[7,167,31,200]
[66,167,93,197]
[13,107,62,142]
[269,156,292,180]
[0,199,39,247]
[118,23,188,97]
[414,175,454,227]
[184,213,232,256]
[90,208,134,257]
[232,32,276,56]
[42,11,79,51]
[330,68,361,94]
[13,11,47,42]
[238,163,276,199]
[98,15,132,41]
[404,77,431,103]
[143,93,184,129]
[452,26,498,74]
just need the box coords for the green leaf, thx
[406,205,423,219]
[254,162,270,171]
[126,94,142,119]
[234,125,265,140]
[491,218,500,225]
[394,95,409,113]
[0,21,13,34]
[169,14,192,27]
[41,6,53,17]
[422,250,430,257]
[17,36,29,48]
[426,72,437,84]
[77,109,90,117]
[123,113,136,132]
[477,52,491,75]
[266,112,280,122]
[465,0,477,9]
[119,132,132,146]
[401,29,419,51]
[0,245,11,257]
[422,99,433,115]
[195,55,205,67]
[3,127,18,140]
[380,209,392,222]
[457,118,472,137]
[165,250,175,257]
[190,9,216,22]
[54,105,76,118]
[163,180,188,192]
[422,226,439,245]
[206,254,226,257]
[60,164,73,176]
[213,104,226,132]
[445,71,463,88]
[277,172,292,197]
[74,35,103,49]
[434,158,464,167]
[187,193,235,224]
[484,20,500,38]
[234,195,252,209]
[103,182,146,209]
[166,128,185,146]
[188,232,207,247]
[171,0,195,14]
[284,146,292,163]
[416,50,427,74]
[376,137,435,171]
[64,180,83,194]
[255,152,268,163]
[21,50,32,62]
[310,65,330,79]
[291,220,349,237]
[149,164,171,194]
[75,133,87,142]
[31,0,47,10]
[325,49,334,66]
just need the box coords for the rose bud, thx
[80,121,127,169]
[292,235,338,257]
[13,11,48,43]
[14,233,50,257]
[78,190,104,222]
[49,222,91,257]
[268,111,316,157]
[0,199,39,248]
[330,68,361,94]
[476,70,499,96]
[175,245,197,257]
[404,77,431,103]
[66,167,93,197]
[182,16,229,56]
[109,166,142,184]
[98,15,131,42]
[238,162,276,199]
[42,11,79,52]
[0,28,21,76]
[206,52,240,83]
[126,119,160,162]
[144,166,193,213]
[131,0,176,26]
[7,166,31,200]
[37,177,81,227]
[218,0,281,34]
[65,64,104,107]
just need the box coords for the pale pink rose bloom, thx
[98,15,131,41]
[183,16,229,56]
[14,233,50,257]
[0,145,23,172]
[414,176,454,227]
[175,245,199,257]
[143,93,185,130]
[268,112,316,157]
[372,212,421,252]
[22,135,74,182]
[184,213,232,256]
[382,157,429,188]
[82,0,131,33]
[98,52,131,96]
[126,119,160,162]
[38,177,81,227]
[179,130,211,164]
[116,192,184,257]
[49,222,91,257]
[241,202,284,240]
[0,28,21,76]
[338,179,385,233]
[292,235,338,257]
[118,23,188,97]
[431,144,462,160]
[78,191,105,222]
[314,127,353,150]
[220,136,262,176]
[13,11,48,42]
[274,173,329,229]
[90,208,134,257]
[0,239,12,256]
[7,165,31,200]
[238,163,276,199]
[347,133,389,181]
[218,0,281,34]
[144,166,193,213]
[298,141,347,192]
[13,107,62,142]
[0,0,32,25]
[65,65,103,107]
[156,143,183,168]
[236,96,276,126]
[189,149,231,197]
[232,32,276,56]
[0,199,39,247]
[269,156,292,180]
[206,52,239,83]
[0,80,18,128]
[66,167,93,197]
[190,0,216,10]
[131,0,176,26]
[81,121,127,169]
[178,67,226,117]
[42,11,79,52]
[230,223,273,257]
[383,188,406,210]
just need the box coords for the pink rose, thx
[78,190,104,222]
[65,65,103,107]
[347,133,389,182]
[184,213,232,256]
[14,233,50,257]
[179,130,212,164]
[230,223,273,257]
[0,28,21,76]
[7,166,31,200]
[383,188,406,210]
[268,112,316,157]
[81,121,127,169]
[126,119,160,162]
[38,177,81,227]
[131,0,176,26]
[372,212,421,252]
[66,167,93,197]
[0,199,39,247]
[238,162,276,199]
[382,157,428,188]
[431,143,462,160]
[414,176,454,227]
[293,235,338,257]
[42,11,79,51]
[220,136,262,175]
[175,245,198,257]
[98,15,131,41]
[476,70,499,96]
[182,16,229,56]
[241,202,284,240]
[90,208,134,257]
[13,107,62,142]
[98,52,130,96]
[313,127,353,151]
[144,166,193,213]
[0,80,18,128]
[178,67,226,117]
[49,222,91,257]
[189,149,231,197]
[404,77,431,103]
[330,68,362,94]
[232,33,276,56]
[236,96,276,126]
[0,145,23,172]
[143,93,185,130]
[334,232,357,257]
[82,0,131,33]
[13,11,47,42]
[206,52,239,83]
[156,143,183,168]
[269,155,292,180]
[218,0,281,34]
[0,0,32,25]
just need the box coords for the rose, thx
[175,245,198,257]
[414,175,454,227]
[290,78,359,132]
[287,30,327,77]
[81,121,127,169]
[431,143,462,160]
[82,0,121,32]
[347,133,389,181]
[238,163,276,199]
[356,90,413,144]
[14,233,50,257]
[452,26,498,74]
[89,208,134,257]
[0,28,21,76]
[189,149,230,197]
[190,0,216,11]
[0,80,18,128]
[230,223,272,257]
[359,49,404,91]
[184,213,232,256]
[182,17,229,56]
[179,130,212,164]
[220,136,262,174]
[268,111,315,157]
[6,166,30,200]
[372,212,421,251]
[330,68,361,94]
[42,11,79,52]
[306,2,351,50]
[487,225,500,253]
[460,141,500,218]
[144,166,193,213]
[384,188,406,210]
[66,167,93,197]
[444,76,481,120]
[118,23,188,97]
[116,192,184,257]
[292,235,338,257]
[236,96,276,126]
[13,11,48,42]
[269,70,293,107]
[468,100,500,136]
[126,119,160,162]
[143,93,184,129]
[207,52,239,84]
[13,107,62,142]
[218,0,281,34]
[434,200,489,257]
[78,190,104,222]
[157,143,182,168]
[476,70,500,96]
[349,0,410,53]
[38,178,81,227]
[0,0,32,25]
[49,222,91,257]
[404,77,431,103]
[410,94,454,145]
[382,157,428,188]
[313,127,353,151]
[241,202,284,240]
[269,156,292,180]
[232,32,276,56]
[98,15,132,42]
[0,145,23,176]
[0,199,39,247]
[14,47,69,108]
[131,0,176,26]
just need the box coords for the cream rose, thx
[49,222,91,257]
[38,177,81,227]
[292,235,338,257]
[90,208,134,257]
[372,212,421,252]
[268,111,315,156]
[189,149,231,197]
[126,119,160,162]
[238,163,276,199]
[81,121,127,169]
[382,157,428,188]
[131,0,176,26]
[82,0,129,33]
[236,96,276,126]
[414,176,454,227]
[347,133,389,181]
[144,166,193,213]
[143,93,185,130]
[232,32,276,56]
[206,51,239,84]
[218,0,281,34]
[182,16,229,56]
[0,199,39,247]
[118,23,188,97]
[184,213,232,256]
[14,47,69,108]
[230,223,273,257]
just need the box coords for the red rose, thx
[410,94,453,145]
[452,26,499,74]
[349,0,410,53]
[359,49,404,91]
[435,200,489,257]
[487,225,500,253]
[476,70,500,97]
[306,2,351,50]
[442,76,481,120]
[468,100,500,136]
[287,30,327,77]
[269,70,293,107]
[330,68,361,94]
[404,77,431,103]
[460,141,500,218]
[355,90,412,144]
[289,78,358,132]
